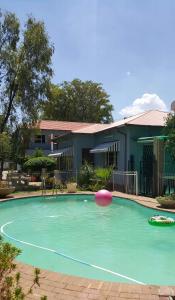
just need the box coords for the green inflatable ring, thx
[148,216,175,226]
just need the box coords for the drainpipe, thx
[117,130,127,171]
[51,133,54,152]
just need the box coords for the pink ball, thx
[95,189,112,206]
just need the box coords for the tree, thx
[0,11,54,133]
[11,124,40,166]
[164,113,175,159]
[42,80,114,123]
[23,156,56,173]
[0,132,11,179]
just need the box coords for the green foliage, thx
[164,113,175,160]
[78,163,112,191]
[78,162,94,190]
[32,148,44,158]
[23,156,56,172]
[0,132,11,162]
[0,132,11,178]
[95,167,113,183]
[42,80,113,123]
[90,167,113,191]
[11,125,40,165]
[0,10,54,133]
[0,235,46,299]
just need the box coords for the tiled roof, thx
[75,110,168,134]
[37,120,95,131]
[37,110,169,134]
[127,110,168,126]
[73,123,109,134]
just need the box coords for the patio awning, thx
[48,147,73,157]
[90,141,120,153]
[137,136,167,144]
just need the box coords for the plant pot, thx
[67,182,77,193]
[0,187,15,197]
[156,197,175,208]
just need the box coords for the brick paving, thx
[1,190,175,299]
[16,262,175,300]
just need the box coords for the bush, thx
[93,167,113,190]
[78,162,94,190]
[0,235,46,299]
[32,148,44,158]
[23,157,56,173]
[78,163,113,191]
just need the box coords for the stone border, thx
[1,191,175,299]
[1,190,175,213]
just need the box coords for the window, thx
[105,151,117,169]
[34,135,45,144]
[59,156,73,171]
[82,148,94,165]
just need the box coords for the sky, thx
[1,0,175,120]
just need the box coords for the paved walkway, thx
[17,262,175,300]
[1,191,175,299]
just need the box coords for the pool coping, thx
[1,191,175,299]
[1,190,175,213]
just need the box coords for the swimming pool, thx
[0,194,175,285]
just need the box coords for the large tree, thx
[42,79,113,123]
[0,11,54,133]
[164,113,175,159]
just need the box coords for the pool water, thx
[0,194,175,285]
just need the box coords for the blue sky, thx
[1,0,175,119]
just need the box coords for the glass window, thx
[105,151,117,169]
[34,135,45,144]
[82,148,94,165]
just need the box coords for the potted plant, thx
[156,193,175,208]
[66,178,77,193]
[0,181,15,197]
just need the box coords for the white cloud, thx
[119,93,167,117]
[126,71,131,76]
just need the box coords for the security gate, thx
[140,144,155,196]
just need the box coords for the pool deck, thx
[1,190,175,300]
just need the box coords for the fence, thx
[112,171,138,195]
[4,169,138,195]
[160,173,175,195]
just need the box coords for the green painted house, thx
[27,110,175,196]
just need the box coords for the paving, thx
[1,190,175,300]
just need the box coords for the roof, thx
[74,110,168,134]
[37,110,169,135]
[37,120,95,131]
[72,123,109,134]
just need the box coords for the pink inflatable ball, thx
[95,189,112,206]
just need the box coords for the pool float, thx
[148,215,175,226]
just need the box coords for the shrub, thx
[78,162,94,190]
[23,157,56,173]
[32,148,44,158]
[0,235,46,299]
[94,167,113,189]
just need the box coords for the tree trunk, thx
[0,81,18,133]
[0,161,4,181]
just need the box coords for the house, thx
[27,110,175,196]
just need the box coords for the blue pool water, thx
[0,194,175,285]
